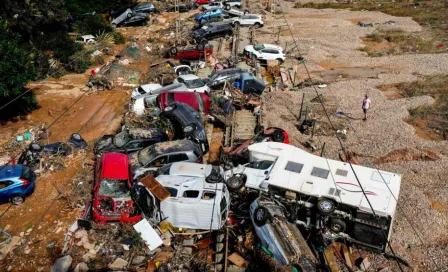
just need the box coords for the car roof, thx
[153,139,199,154]
[178,74,200,80]
[169,162,213,177]
[101,152,130,180]
[261,44,282,50]
[0,165,22,180]
[128,128,165,139]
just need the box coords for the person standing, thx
[362,94,371,121]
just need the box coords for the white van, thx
[130,83,188,116]
[132,174,230,230]
[226,142,402,252]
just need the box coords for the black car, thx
[165,6,189,13]
[204,67,244,89]
[120,13,149,27]
[93,128,168,155]
[192,23,233,42]
[160,102,209,154]
[133,3,158,13]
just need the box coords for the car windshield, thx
[248,160,274,170]
[185,78,205,88]
[99,178,130,198]
[138,145,156,166]
[254,44,265,51]
[137,87,147,94]
[113,131,130,148]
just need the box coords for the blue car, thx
[195,8,223,23]
[0,165,36,205]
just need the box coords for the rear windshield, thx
[99,179,130,198]
[20,166,32,180]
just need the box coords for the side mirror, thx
[264,170,268,175]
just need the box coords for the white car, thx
[230,14,264,27]
[75,35,96,44]
[131,83,162,99]
[173,74,210,93]
[131,83,188,115]
[244,43,286,64]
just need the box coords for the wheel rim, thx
[331,223,341,232]
[229,177,241,188]
[256,208,265,221]
[12,196,24,205]
[319,201,333,212]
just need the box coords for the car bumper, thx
[92,209,142,224]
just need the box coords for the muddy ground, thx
[0,1,447,272]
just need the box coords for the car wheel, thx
[183,124,196,133]
[317,198,336,215]
[330,218,346,233]
[254,125,264,135]
[127,12,133,18]
[224,5,232,10]
[224,32,231,39]
[11,195,25,205]
[169,47,178,56]
[254,22,261,28]
[226,175,245,192]
[196,43,205,51]
[276,58,284,65]
[233,22,240,28]
[253,206,271,226]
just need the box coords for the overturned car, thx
[227,142,402,252]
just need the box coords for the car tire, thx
[224,5,232,10]
[254,22,262,28]
[226,175,245,192]
[253,206,271,226]
[10,195,25,205]
[127,12,133,18]
[196,43,205,51]
[224,32,231,39]
[276,58,284,65]
[233,21,240,28]
[330,218,346,233]
[254,125,264,135]
[317,198,336,215]
[169,47,178,56]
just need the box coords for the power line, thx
[273,7,407,272]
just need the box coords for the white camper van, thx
[226,142,401,252]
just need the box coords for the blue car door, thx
[0,180,15,203]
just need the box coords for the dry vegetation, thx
[294,0,448,55]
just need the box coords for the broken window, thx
[183,190,200,198]
[202,191,216,200]
[285,161,304,174]
[168,153,188,163]
[99,179,130,198]
[311,167,330,179]
[165,187,178,197]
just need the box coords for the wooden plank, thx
[323,247,340,272]
[140,175,170,201]
[342,245,353,268]
[227,252,247,267]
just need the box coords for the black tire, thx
[196,43,205,51]
[224,32,231,39]
[330,218,346,233]
[276,58,284,65]
[254,22,261,28]
[169,47,178,56]
[233,21,240,28]
[244,9,249,14]
[163,104,177,113]
[272,129,285,142]
[253,206,270,226]
[254,125,264,135]
[224,5,232,10]
[226,175,245,191]
[10,195,25,205]
[317,198,336,215]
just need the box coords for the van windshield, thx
[248,160,274,170]
[138,145,157,166]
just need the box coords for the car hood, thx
[94,135,115,153]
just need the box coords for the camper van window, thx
[202,191,216,200]
[371,171,392,184]
[248,160,274,170]
[165,187,178,197]
[335,169,348,177]
[311,167,330,179]
[285,161,304,174]
[183,190,200,198]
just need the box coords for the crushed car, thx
[228,142,402,252]
[191,22,233,42]
[250,196,320,270]
[160,102,209,154]
[168,44,213,60]
[93,128,169,155]
[93,153,142,224]
[131,168,230,230]
[157,92,211,114]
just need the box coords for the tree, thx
[0,20,38,120]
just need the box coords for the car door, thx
[0,181,14,203]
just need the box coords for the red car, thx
[195,0,210,5]
[93,153,142,224]
[157,92,211,114]
[169,44,213,60]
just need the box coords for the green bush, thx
[69,50,92,73]
[73,14,113,35]
[113,32,126,44]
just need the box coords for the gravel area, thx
[251,1,448,271]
